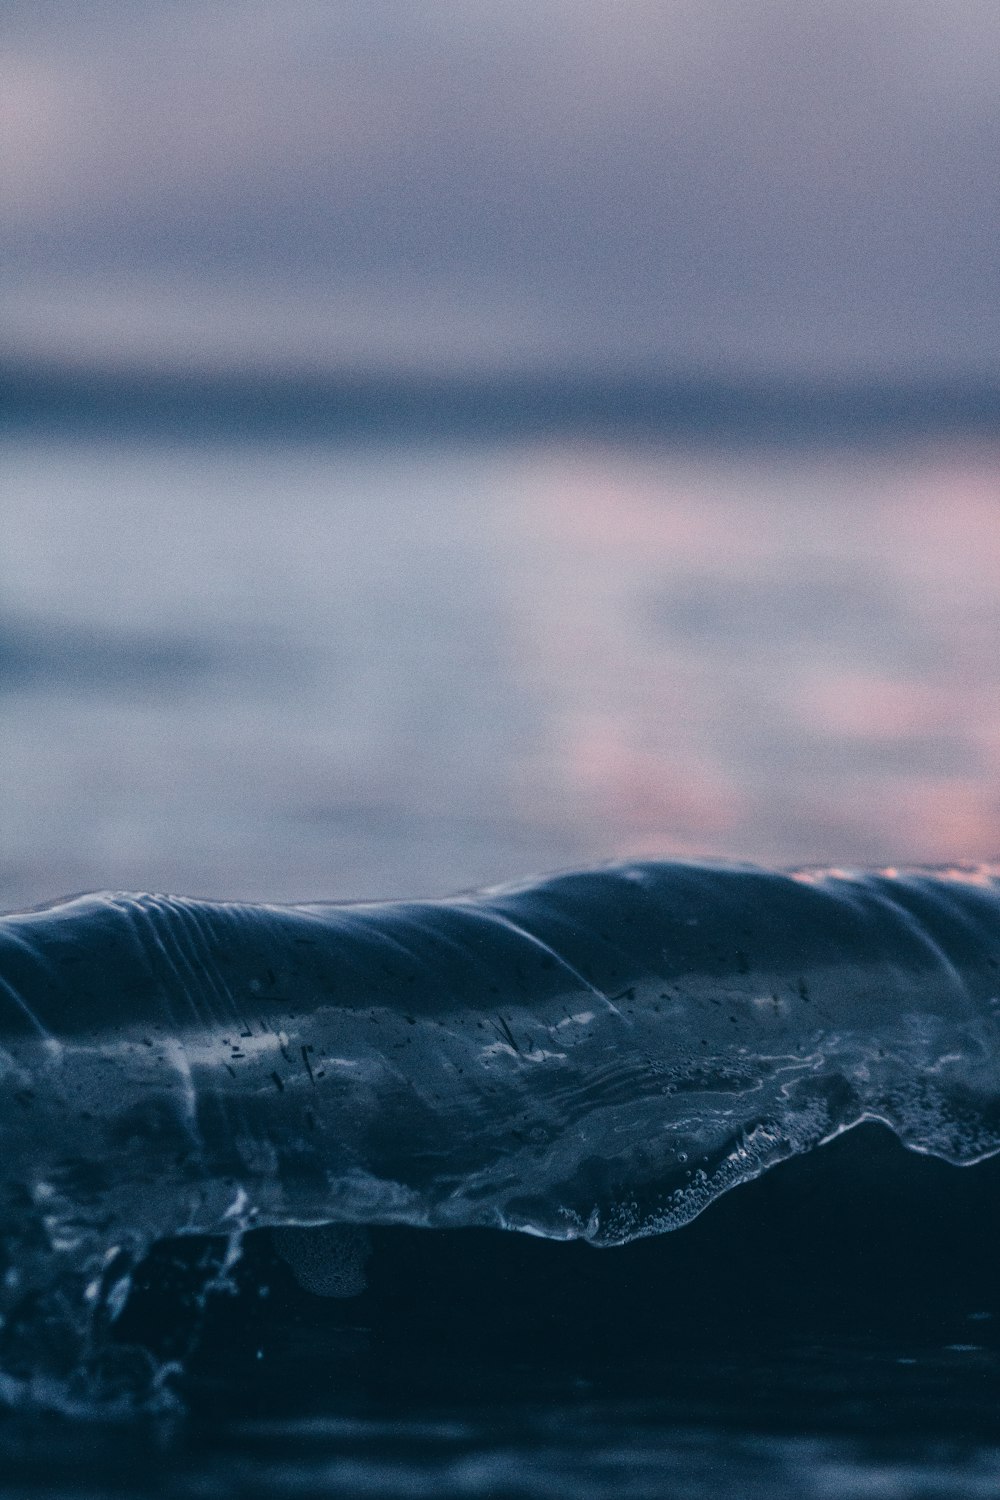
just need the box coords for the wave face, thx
[2,860,1000,1401]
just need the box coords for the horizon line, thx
[3,358,1000,444]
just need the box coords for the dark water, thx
[3,407,1000,1494]
[5,1128,1000,1496]
[5,863,1000,1494]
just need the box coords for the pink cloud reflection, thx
[796,673,946,740]
[502,439,1000,864]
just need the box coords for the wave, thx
[2,859,1000,1404]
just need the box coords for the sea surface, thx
[3,421,1000,908]
[2,408,1000,1495]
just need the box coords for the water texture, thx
[4,432,1000,1488]
[3,859,1000,1409]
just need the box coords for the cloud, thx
[2,1,999,377]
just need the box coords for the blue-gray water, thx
[3,426,1000,908]
[3,416,1000,1495]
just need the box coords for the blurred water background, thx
[4,0,1000,909]
[1,404,998,911]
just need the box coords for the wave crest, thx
[2,860,1000,1401]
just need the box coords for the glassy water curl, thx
[3,859,1000,1412]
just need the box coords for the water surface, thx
[3,425,1000,1496]
[2,431,998,907]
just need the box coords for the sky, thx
[3,0,999,381]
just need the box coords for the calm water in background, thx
[3,428,1000,1496]
[2,431,999,910]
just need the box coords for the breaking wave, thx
[2,859,1000,1407]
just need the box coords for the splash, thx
[2,860,1000,1405]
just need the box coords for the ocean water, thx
[3,426,1000,907]
[3,419,1000,1494]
